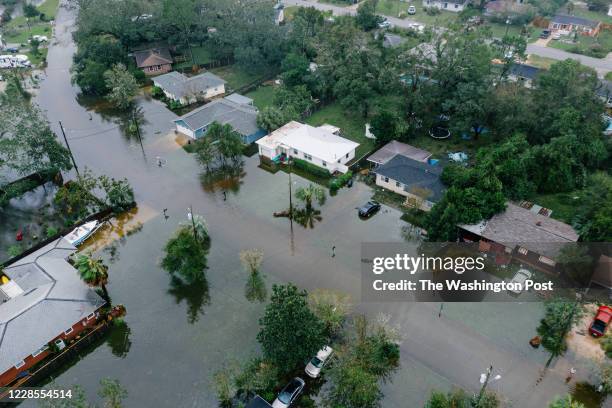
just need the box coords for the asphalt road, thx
[283,0,612,76]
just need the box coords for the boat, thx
[64,220,100,246]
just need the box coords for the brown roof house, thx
[133,47,173,76]
[549,15,601,37]
[460,203,579,274]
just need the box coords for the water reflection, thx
[292,207,322,229]
[200,165,245,194]
[167,276,210,324]
[105,319,132,358]
[245,271,267,303]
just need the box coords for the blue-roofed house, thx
[173,95,266,144]
[374,154,445,211]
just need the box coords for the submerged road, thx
[23,1,604,407]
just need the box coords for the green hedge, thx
[292,158,331,179]
[329,171,353,192]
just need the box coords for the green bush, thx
[330,171,353,192]
[8,245,22,258]
[46,226,59,238]
[151,86,164,98]
[602,335,612,359]
[292,158,331,179]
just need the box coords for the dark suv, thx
[358,201,381,218]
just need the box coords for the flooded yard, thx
[6,2,607,407]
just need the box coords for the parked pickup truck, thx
[589,305,612,337]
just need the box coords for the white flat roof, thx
[256,121,359,163]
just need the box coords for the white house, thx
[256,121,359,174]
[422,0,470,12]
[153,71,226,105]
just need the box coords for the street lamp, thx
[504,18,511,37]
[476,365,502,407]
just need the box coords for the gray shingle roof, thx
[368,141,432,165]
[174,97,260,136]
[460,203,579,259]
[375,154,445,202]
[224,93,253,106]
[552,14,599,28]
[153,71,226,100]
[0,238,105,375]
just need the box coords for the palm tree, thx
[295,184,326,211]
[73,253,110,303]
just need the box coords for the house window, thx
[346,153,349,158]
[444,2,448,7]
[87,312,95,320]
[64,327,74,336]
[322,161,327,167]
[304,153,312,161]
[395,181,401,188]
[454,3,458,7]
[384,177,389,183]
[293,149,298,155]
[14,360,25,369]
[518,247,528,255]
[32,345,48,358]
[539,256,556,266]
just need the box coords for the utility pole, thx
[288,157,293,219]
[132,109,146,159]
[188,205,199,245]
[476,365,493,406]
[58,121,80,177]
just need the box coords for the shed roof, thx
[375,154,445,202]
[0,238,105,375]
[174,97,260,136]
[224,93,253,105]
[460,203,579,259]
[368,140,432,165]
[153,71,226,100]
[133,47,172,68]
[256,121,359,163]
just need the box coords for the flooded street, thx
[13,2,605,407]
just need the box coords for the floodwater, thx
[11,2,607,407]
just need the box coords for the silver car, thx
[272,377,305,408]
[508,268,532,295]
[305,345,333,378]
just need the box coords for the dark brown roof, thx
[133,48,172,68]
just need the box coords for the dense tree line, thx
[72,0,287,95]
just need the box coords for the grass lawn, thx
[606,71,612,81]
[3,0,58,41]
[376,0,411,17]
[209,65,268,91]
[405,5,461,27]
[408,132,491,159]
[174,45,213,70]
[548,30,612,58]
[3,23,52,44]
[26,48,48,66]
[245,85,276,110]
[564,5,612,25]
[37,0,60,19]
[526,54,558,69]
[305,103,375,160]
[533,190,584,223]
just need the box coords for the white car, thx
[508,268,532,295]
[408,5,416,14]
[305,345,333,378]
[378,19,391,29]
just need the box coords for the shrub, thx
[46,226,59,238]
[8,245,22,258]
[330,171,353,192]
[151,86,164,98]
[424,6,441,15]
[292,158,331,179]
